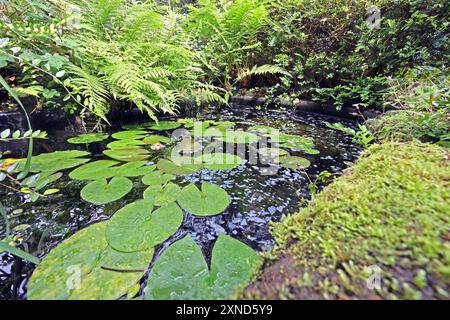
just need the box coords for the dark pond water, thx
[0,105,362,299]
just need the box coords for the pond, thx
[0,105,362,299]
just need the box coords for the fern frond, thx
[237,64,291,81]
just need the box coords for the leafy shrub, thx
[369,67,450,146]
[259,0,450,110]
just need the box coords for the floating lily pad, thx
[142,171,174,186]
[112,130,147,140]
[103,148,150,162]
[198,153,243,170]
[143,135,171,145]
[67,133,109,144]
[114,161,156,177]
[279,156,311,169]
[149,121,181,131]
[192,126,226,137]
[157,158,203,175]
[177,182,230,216]
[212,121,235,128]
[122,123,150,130]
[258,147,288,158]
[143,183,181,206]
[175,138,203,153]
[218,131,259,144]
[106,200,183,253]
[107,139,145,150]
[179,119,213,129]
[303,148,320,155]
[69,160,119,180]
[21,151,90,173]
[248,125,277,133]
[145,234,261,300]
[80,177,133,204]
[27,222,152,300]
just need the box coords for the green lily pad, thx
[103,148,150,162]
[27,222,152,300]
[198,153,243,170]
[258,147,288,158]
[142,171,174,186]
[149,121,181,131]
[192,126,226,137]
[122,123,150,130]
[112,130,147,140]
[177,182,230,216]
[67,133,109,144]
[107,139,145,150]
[218,131,259,144]
[179,119,213,129]
[279,156,311,169]
[143,183,181,206]
[156,159,203,175]
[21,150,90,173]
[80,177,133,205]
[143,135,171,145]
[114,161,156,177]
[69,160,120,180]
[106,200,183,253]
[303,148,320,155]
[145,234,261,300]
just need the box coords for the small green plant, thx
[327,122,375,148]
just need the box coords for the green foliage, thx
[177,182,230,216]
[80,177,133,205]
[185,0,284,89]
[327,122,375,148]
[64,0,225,121]
[369,67,450,146]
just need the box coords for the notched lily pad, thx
[27,222,152,300]
[197,153,243,170]
[22,150,90,173]
[177,182,230,216]
[69,160,119,180]
[107,201,183,253]
[142,171,174,186]
[112,130,147,140]
[107,139,145,150]
[143,183,181,206]
[279,156,311,169]
[149,121,181,131]
[218,131,258,144]
[67,133,109,144]
[143,135,171,145]
[144,234,261,300]
[103,148,150,162]
[258,147,288,158]
[80,177,133,204]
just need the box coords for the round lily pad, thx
[27,222,152,300]
[122,123,150,130]
[279,156,311,169]
[22,150,90,173]
[177,182,230,216]
[303,148,320,155]
[149,121,181,131]
[114,161,156,177]
[107,139,145,150]
[197,153,243,170]
[192,126,226,137]
[80,177,133,205]
[156,159,203,175]
[67,133,109,144]
[69,160,120,180]
[258,147,288,158]
[112,130,147,140]
[103,148,150,162]
[107,201,183,252]
[143,135,171,145]
[145,234,261,300]
[218,131,259,144]
[142,171,174,186]
[143,183,181,206]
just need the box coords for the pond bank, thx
[240,141,450,300]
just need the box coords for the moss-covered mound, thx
[241,142,450,300]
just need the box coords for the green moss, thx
[242,141,449,299]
